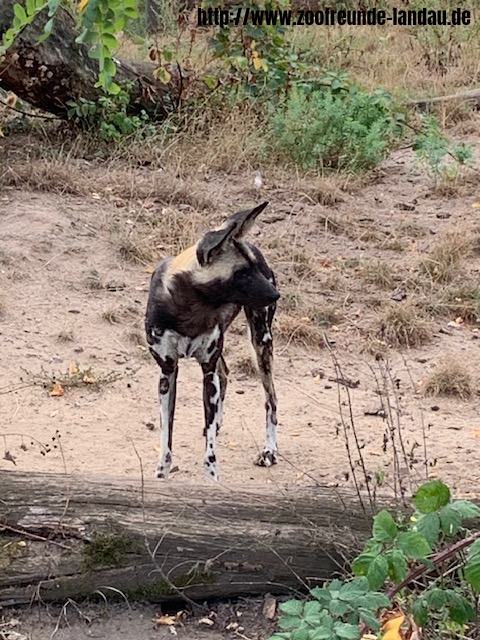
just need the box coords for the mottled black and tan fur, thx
[145,202,280,481]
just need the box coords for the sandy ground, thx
[1,154,480,495]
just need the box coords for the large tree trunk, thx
[0,0,179,118]
[0,472,377,607]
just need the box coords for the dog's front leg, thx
[245,304,278,467]
[157,362,178,479]
[199,329,224,481]
[149,337,179,479]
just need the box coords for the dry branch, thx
[410,89,480,108]
[0,471,378,606]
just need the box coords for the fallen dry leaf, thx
[198,617,214,627]
[471,202,480,208]
[146,265,155,274]
[474,429,480,439]
[382,615,405,640]
[262,594,277,620]
[153,615,176,626]
[82,372,96,384]
[69,362,79,375]
[49,383,64,397]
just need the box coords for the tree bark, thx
[0,471,377,607]
[0,0,179,119]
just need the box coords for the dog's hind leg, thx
[217,355,229,435]
[149,335,178,479]
[245,303,278,467]
[197,327,224,481]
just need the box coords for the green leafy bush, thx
[267,81,406,172]
[66,90,154,141]
[270,480,480,640]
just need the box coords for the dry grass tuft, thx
[419,232,470,284]
[361,259,394,289]
[275,313,327,348]
[422,281,480,323]
[0,248,12,265]
[102,304,139,325]
[233,354,258,377]
[84,269,104,290]
[57,329,75,343]
[376,302,433,348]
[421,359,473,400]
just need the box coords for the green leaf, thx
[412,597,428,626]
[354,593,390,611]
[396,531,431,559]
[465,540,480,593]
[26,0,35,15]
[372,510,398,544]
[13,3,27,22]
[415,512,440,546]
[333,621,359,639]
[291,628,309,640]
[329,599,350,617]
[101,32,118,49]
[352,551,378,577]
[310,586,331,605]
[278,615,302,631]
[446,591,476,624]
[413,480,451,514]
[124,7,138,18]
[338,577,369,601]
[358,608,380,632]
[280,600,304,617]
[439,503,463,537]
[37,16,54,41]
[103,57,116,77]
[202,74,217,90]
[385,549,407,583]
[425,587,447,610]
[366,554,388,590]
[452,500,480,519]
[107,81,121,95]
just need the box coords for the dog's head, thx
[190,202,280,309]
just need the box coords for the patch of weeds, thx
[422,282,480,323]
[306,305,341,328]
[414,115,474,188]
[361,259,394,289]
[377,302,433,348]
[0,535,27,569]
[275,313,326,348]
[291,249,315,278]
[268,80,406,172]
[102,304,139,325]
[84,532,135,570]
[382,237,406,252]
[57,329,75,343]
[118,236,156,265]
[0,248,11,265]
[125,327,147,347]
[233,354,257,377]
[422,359,473,400]
[84,269,104,290]
[281,290,303,312]
[419,233,470,284]
[26,364,122,393]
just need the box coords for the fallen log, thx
[0,471,376,607]
[0,0,178,119]
[409,88,480,109]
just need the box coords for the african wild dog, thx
[145,202,280,481]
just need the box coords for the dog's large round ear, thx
[197,202,269,266]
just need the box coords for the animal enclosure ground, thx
[1,129,480,497]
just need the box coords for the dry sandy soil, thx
[1,135,480,496]
[1,128,480,638]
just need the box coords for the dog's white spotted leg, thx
[148,331,178,480]
[156,366,178,479]
[202,369,221,481]
[245,302,278,467]
[198,327,224,481]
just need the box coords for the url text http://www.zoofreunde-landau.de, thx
[197,6,472,28]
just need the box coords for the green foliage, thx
[271,480,480,640]
[267,80,406,172]
[66,90,154,140]
[270,577,390,640]
[0,0,139,93]
[414,115,474,182]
